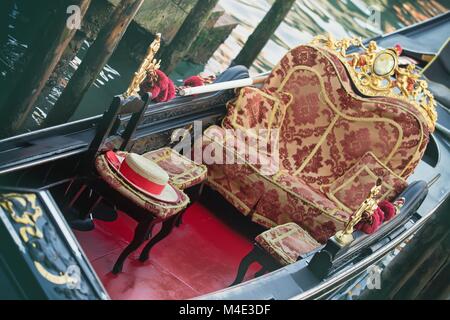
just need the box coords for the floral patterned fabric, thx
[203,44,430,243]
[222,87,293,137]
[95,152,190,219]
[203,126,349,243]
[142,147,207,190]
[253,173,349,243]
[321,152,408,212]
[263,45,429,185]
[203,126,269,215]
[256,222,321,265]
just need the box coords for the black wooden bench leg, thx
[229,245,262,287]
[175,208,186,227]
[254,266,267,278]
[112,217,153,274]
[144,223,155,240]
[139,215,177,262]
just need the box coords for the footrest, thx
[255,223,321,266]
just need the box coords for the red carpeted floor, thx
[74,202,260,300]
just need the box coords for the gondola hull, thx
[0,12,449,300]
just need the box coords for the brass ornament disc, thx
[373,50,397,76]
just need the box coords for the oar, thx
[178,74,268,96]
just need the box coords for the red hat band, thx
[119,159,165,195]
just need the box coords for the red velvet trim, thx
[356,207,383,234]
[184,76,204,87]
[119,160,165,195]
[140,70,175,103]
[378,200,396,221]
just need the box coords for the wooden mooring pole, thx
[0,0,14,47]
[0,0,91,137]
[43,0,144,128]
[232,0,296,68]
[160,0,220,74]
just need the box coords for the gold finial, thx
[310,35,437,131]
[124,33,162,98]
[334,179,383,246]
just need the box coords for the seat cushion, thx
[95,152,189,219]
[222,87,292,140]
[253,172,351,243]
[320,152,407,212]
[142,147,207,190]
[274,172,349,220]
[256,222,321,266]
[203,125,280,176]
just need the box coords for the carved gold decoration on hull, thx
[124,33,162,98]
[0,193,43,243]
[0,193,77,287]
[335,179,383,246]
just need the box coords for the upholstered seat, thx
[255,222,321,265]
[95,148,208,273]
[142,147,208,190]
[95,151,190,219]
[203,39,433,244]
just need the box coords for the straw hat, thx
[105,151,179,203]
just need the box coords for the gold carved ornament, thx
[334,179,383,246]
[310,34,437,132]
[0,193,77,286]
[124,33,162,98]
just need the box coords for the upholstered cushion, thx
[203,125,280,176]
[256,222,321,265]
[95,152,189,219]
[142,147,207,190]
[202,43,429,245]
[203,126,350,243]
[273,172,350,220]
[263,45,428,189]
[253,172,350,243]
[321,152,407,212]
[222,87,292,140]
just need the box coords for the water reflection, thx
[29,39,123,125]
[206,0,449,74]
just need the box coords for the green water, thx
[0,0,449,131]
[206,0,450,74]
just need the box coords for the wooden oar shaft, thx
[179,75,267,96]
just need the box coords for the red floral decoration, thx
[183,75,204,87]
[356,199,399,234]
[356,207,384,234]
[140,69,175,103]
[378,200,396,221]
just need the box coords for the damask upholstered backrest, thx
[261,45,431,190]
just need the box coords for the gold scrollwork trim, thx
[34,262,75,285]
[309,35,437,131]
[124,33,162,98]
[0,193,43,243]
[0,193,82,288]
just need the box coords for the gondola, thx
[0,11,449,300]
